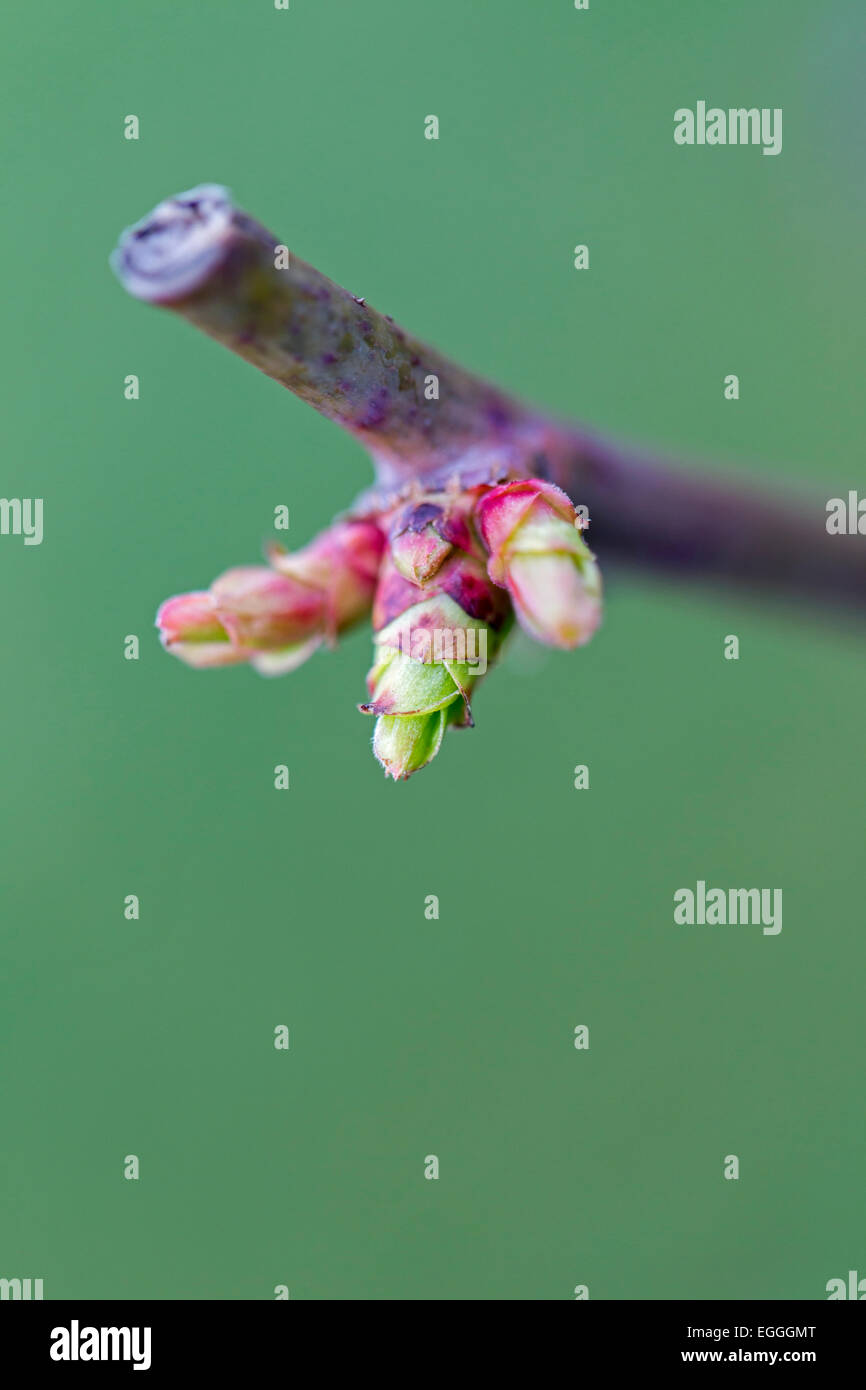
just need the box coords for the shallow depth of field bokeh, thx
[1,0,862,1298]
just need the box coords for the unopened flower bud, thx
[157,591,247,668]
[476,479,602,648]
[371,708,453,781]
[388,496,472,586]
[157,516,385,675]
[360,492,511,779]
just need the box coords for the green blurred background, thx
[1,0,863,1300]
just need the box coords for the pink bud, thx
[476,479,577,581]
[475,479,602,649]
[158,520,385,678]
[156,592,248,668]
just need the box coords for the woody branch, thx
[112,186,866,614]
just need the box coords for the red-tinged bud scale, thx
[211,567,326,650]
[269,517,385,635]
[388,495,474,586]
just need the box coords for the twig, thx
[112,185,866,614]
